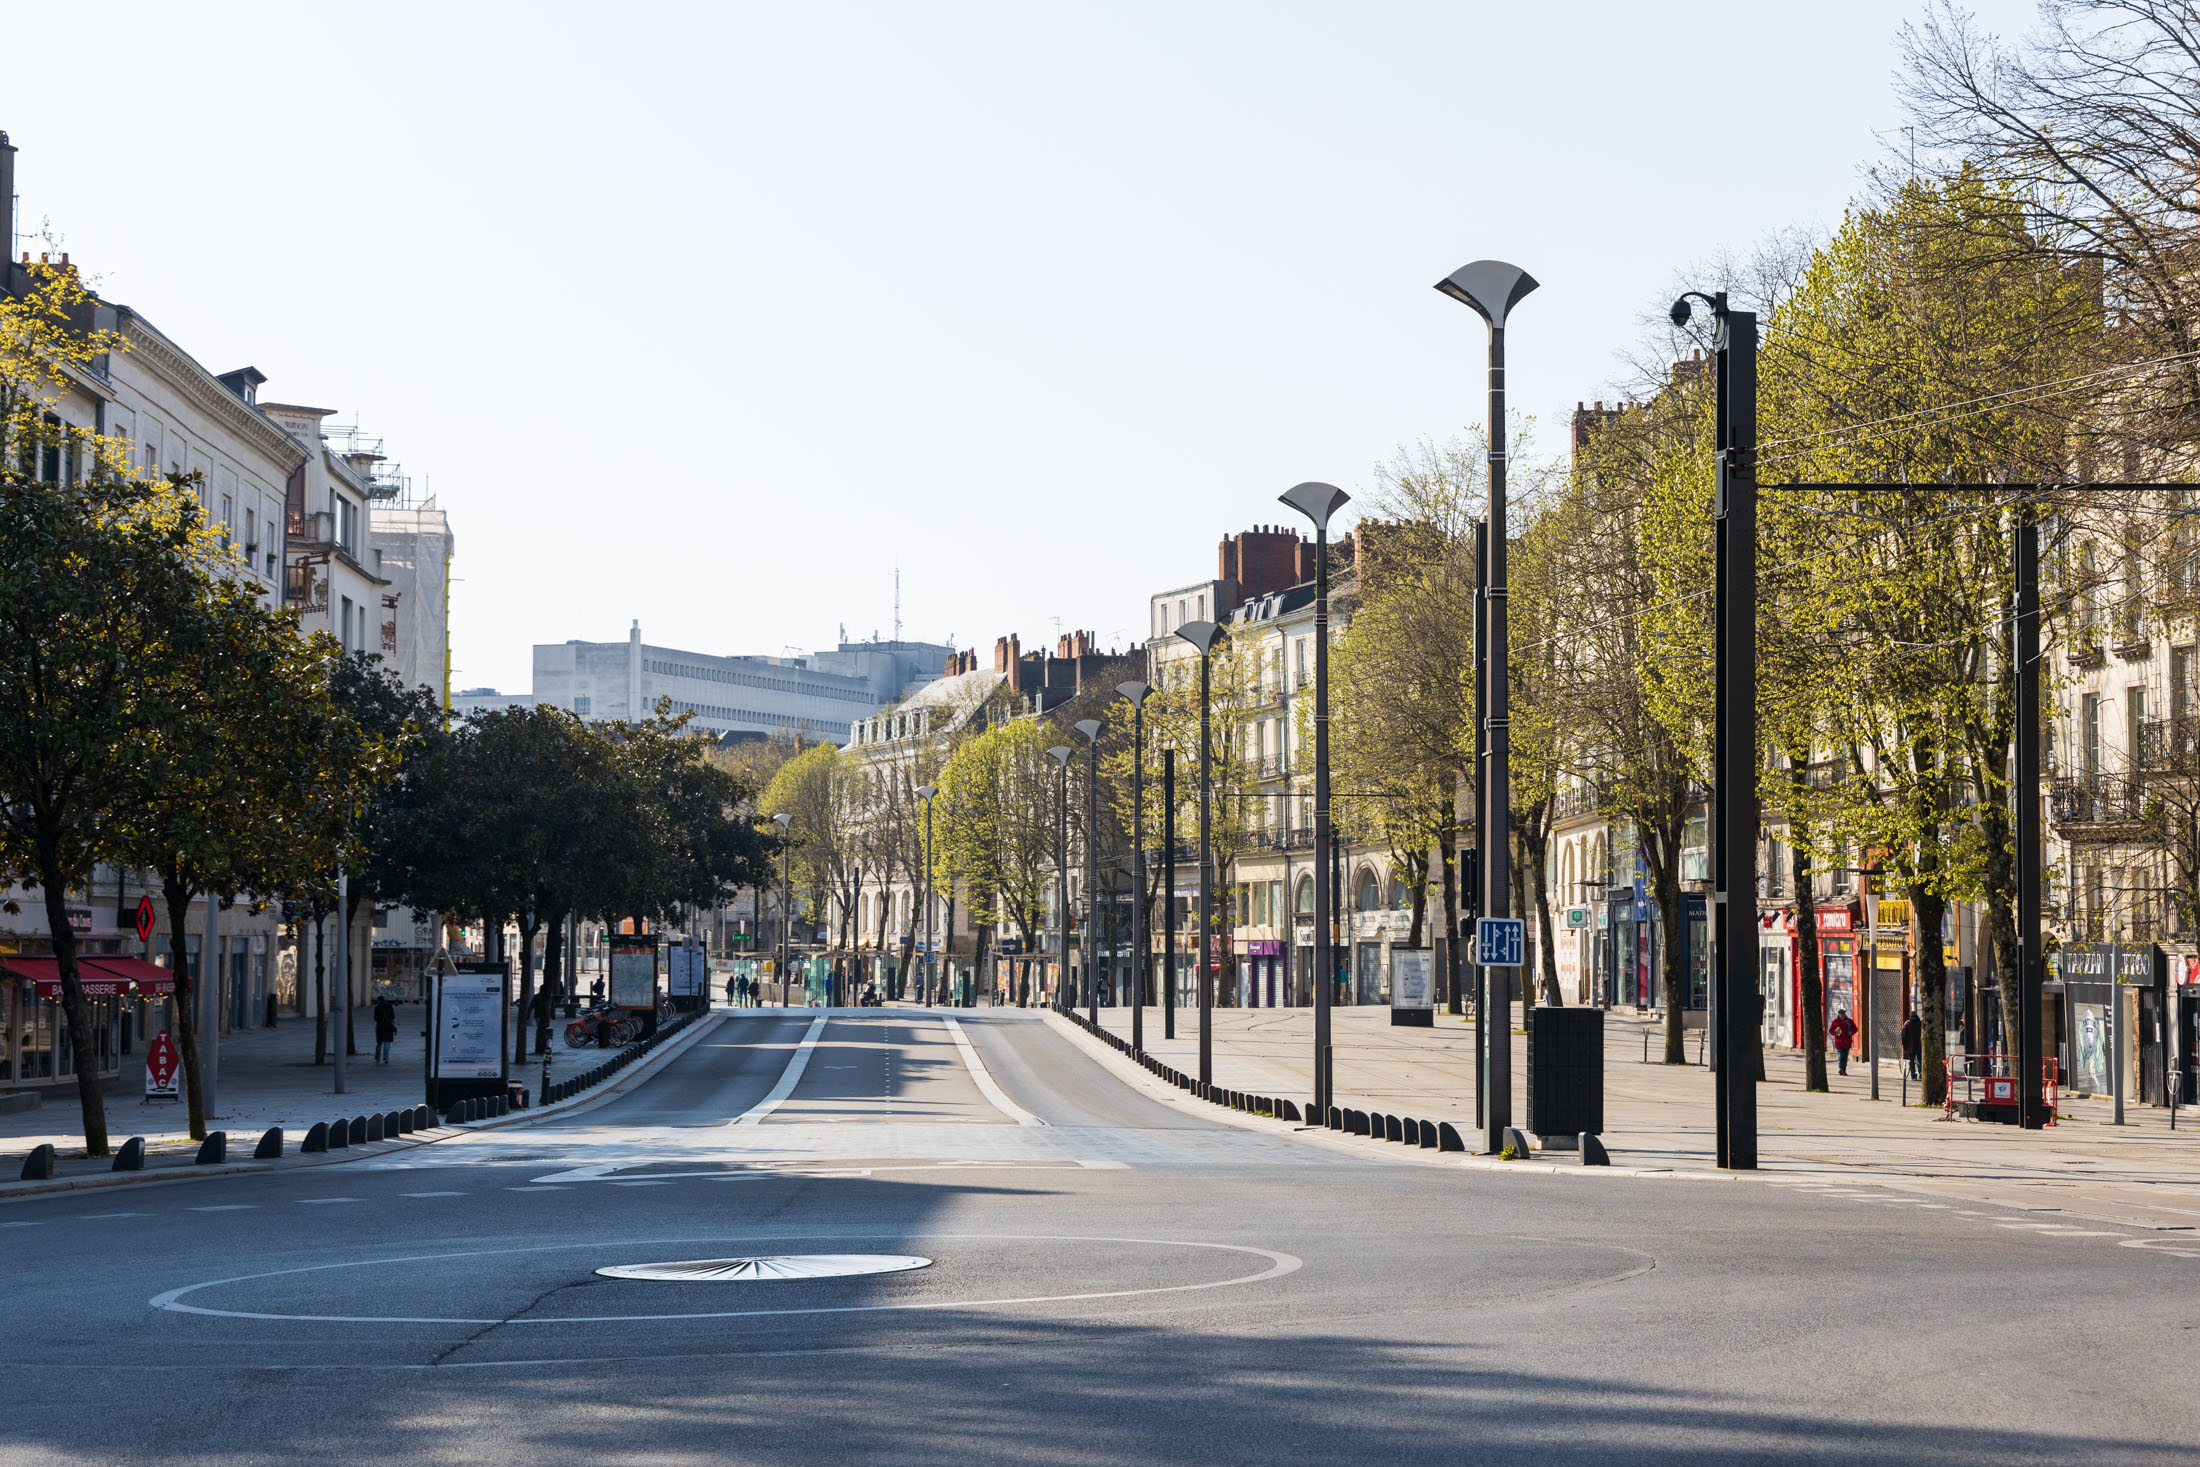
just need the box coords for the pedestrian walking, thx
[372,995,398,1066]
[736,973,752,1007]
[1829,1008,1857,1077]
[1901,1008,1922,1081]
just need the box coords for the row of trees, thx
[1,259,775,1153]
[1323,0,2200,1107]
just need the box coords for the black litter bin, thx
[1527,1006,1604,1140]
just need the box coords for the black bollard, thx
[112,1136,146,1172]
[347,1117,368,1146]
[365,1114,384,1142]
[254,1127,285,1159]
[301,1122,330,1153]
[196,1132,227,1165]
[327,1119,349,1149]
[1438,1121,1466,1152]
[18,1143,54,1180]
[414,1105,433,1130]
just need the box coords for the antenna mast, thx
[894,567,902,644]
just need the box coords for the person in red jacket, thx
[1828,1008,1859,1076]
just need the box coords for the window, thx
[2083,692,2102,775]
[1355,869,1379,912]
[339,596,354,654]
[2129,686,2148,766]
[1251,882,1268,926]
[1390,875,1411,910]
[1269,880,1283,925]
[573,695,591,716]
[1296,876,1314,915]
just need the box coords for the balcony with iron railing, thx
[2049,775,2150,826]
[2136,716,2200,774]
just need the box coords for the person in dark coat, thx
[1901,1009,1923,1080]
[372,996,399,1065]
[1828,1008,1858,1076]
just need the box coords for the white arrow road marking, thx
[945,1017,1044,1126]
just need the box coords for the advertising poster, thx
[610,937,658,1008]
[2072,1003,2109,1095]
[1391,949,1434,1011]
[667,944,703,997]
[434,970,506,1080]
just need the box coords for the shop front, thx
[1757,910,1796,1047]
[2050,943,2166,1107]
[1241,940,1285,1007]
[0,955,177,1089]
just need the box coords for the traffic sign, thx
[144,1029,181,1099]
[1475,917,1525,968]
[134,895,155,945]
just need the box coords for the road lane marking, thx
[401,1192,467,1198]
[945,1017,1045,1126]
[78,1212,148,1219]
[728,1015,829,1126]
[188,1205,259,1212]
[298,1198,362,1205]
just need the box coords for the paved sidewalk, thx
[0,1003,544,1161]
[1085,1002,2200,1227]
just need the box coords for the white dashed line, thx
[188,1205,259,1212]
[401,1191,466,1198]
[297,1198,362,1205]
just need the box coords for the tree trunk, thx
[40,863,111,1156]
[1792,824,1828,1092]
[161,874,208,1141]
[1643,820,1689,1065]
[536,912,565,1053]
[1524,815,1562,1006]
[1912,878,1949,1107]
[345,885,367,1057]
[1979,794,2021,1057]
[312,914,328,1066]
[512,913,539,1065]
[1442,812,1462,1015]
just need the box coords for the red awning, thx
[3,955,177,999]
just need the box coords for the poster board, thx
[608,934,659,1009]
[428,961,509,1108]
[667,943,704,998]
[1391,948,1434,1027]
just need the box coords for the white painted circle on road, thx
[148,1233,1302,1325]
[596,1254,931,1282]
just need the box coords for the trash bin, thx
[1526,1006,1604,1141]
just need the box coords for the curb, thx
[0,1008,728,1204]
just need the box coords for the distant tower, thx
[627,619,642,719]
[893,567,902,645]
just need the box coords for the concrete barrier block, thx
[301,1122,329,1153]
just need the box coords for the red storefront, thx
[1813,904,1859,1041]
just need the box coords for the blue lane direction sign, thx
[1475,917,1525,968]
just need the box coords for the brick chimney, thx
[1221,524,1308,599]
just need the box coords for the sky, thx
[3,0,2044,692]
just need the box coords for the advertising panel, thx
[609,935,659,1009]
[433,966,506,1080]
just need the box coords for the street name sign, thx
[1476,917,1525,968]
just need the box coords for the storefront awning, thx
[2,956,178,1000]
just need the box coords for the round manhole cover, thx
[595,1254,932,1282]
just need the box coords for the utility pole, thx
[1712,296,1761,1170]
[2014,512,2047,1127]
[1163,750,1178,1040]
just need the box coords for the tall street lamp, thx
[1117,681,1152,1056]
[772,812,792,1007]
[914,785,937,1008]
[1280,481,1350,1120]
[1436,257,1537,1153]
[1048,746,1074,1012]
[1075,719,1104,1026]
[1162,747,1177,1041]
[1172,620,1223,1089]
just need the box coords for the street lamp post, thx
[1117,681,1152,1057]
[1172,622,1223,1089]
[1436,258,1537,1153]
[1163,748,1177,1040]
[772,813,792,1007]
[1075,720,1104,1027]
[1280,482,1350,1121]
[915,785,936,1008]
[1048,747,1074,1013]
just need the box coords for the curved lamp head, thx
[1115,680,1151,707]
[914,784,936,801]
[1173,619,1223,656]
[1279,482,1350,532]
[1047,744,1074,768]
[1075,718,1104,745]
[1434,260,1538,331]
[771,812,791,830]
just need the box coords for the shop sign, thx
[1813,906,1853,934]
[144,1030,180,1098]
[1563,906,1591,930]
[134,897,156,944]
